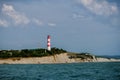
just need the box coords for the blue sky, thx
[0,0,120,55]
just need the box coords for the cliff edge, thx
[0,53,120,64]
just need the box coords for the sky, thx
[0,0,120,55]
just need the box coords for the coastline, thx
[0,53,75,64]
[0,53,120,64]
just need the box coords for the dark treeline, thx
[0,47,67,58]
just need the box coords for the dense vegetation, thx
[0,47,67,58]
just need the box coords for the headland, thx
[0,48,120,64]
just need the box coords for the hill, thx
[0,48,120,64]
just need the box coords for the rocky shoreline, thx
[0,53,120,64]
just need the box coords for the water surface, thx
[0,62,120,80]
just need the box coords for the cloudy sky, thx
[0,0,120,55]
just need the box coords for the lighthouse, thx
[47,35,51,51]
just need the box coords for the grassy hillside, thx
[68,52,95,60]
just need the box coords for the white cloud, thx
[33,18,43,26]
[77,0,118,16]
[33,18,57,27]
[1,4,56,28]
[48,23,56,27]
[0,19,9,27]
[2,4,30,25]
[73,13,85,18]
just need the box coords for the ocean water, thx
[0,62,120,80]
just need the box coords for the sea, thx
[0,62,120,80]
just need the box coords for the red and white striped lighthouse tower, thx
[47,35,51,51]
